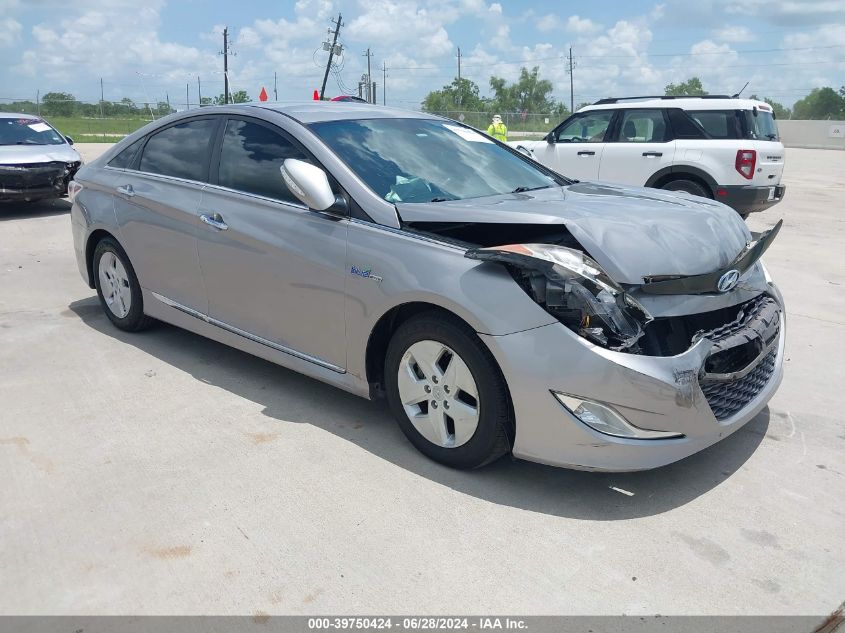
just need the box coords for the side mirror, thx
[65,136,75,145]
[545,132,554,144]
[281,159,339,211]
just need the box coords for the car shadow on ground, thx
[70,296,769,521]
[0,198,71,221]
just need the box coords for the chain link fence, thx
[425,111,561,138]
[1,97,563,142]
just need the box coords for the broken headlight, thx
[465,243,652,351]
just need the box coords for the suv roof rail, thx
[592,95,735,105]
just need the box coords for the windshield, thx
[0,118,66,146]
[309,118,564,203]
[746,110,779,141]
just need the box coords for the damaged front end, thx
[465,243,653,352]
[0,160,81,202]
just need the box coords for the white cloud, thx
[711,25,755,42]
[536,14,559,32]
[566,15,602,34]
[0,16,22,47]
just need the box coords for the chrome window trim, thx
[151,292,345,374]
[200,181,310,211]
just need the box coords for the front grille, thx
[699,348,777,420]
[694,295,781,420]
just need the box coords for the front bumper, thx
[0,161,79,202]
[718,184,785,215]
[481,288,785,471]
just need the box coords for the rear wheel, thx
[661,178,710,198]
[384,312,512,469]
[93,237,154,332]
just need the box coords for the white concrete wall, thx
[777,119,845,150]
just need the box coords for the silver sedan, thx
[69,102,785,471]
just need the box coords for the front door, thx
[195,117,348,370]
[531,110,614,182]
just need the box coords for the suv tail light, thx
[735,150,756,180]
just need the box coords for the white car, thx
[0,112,82,203]
[511,96,785,218]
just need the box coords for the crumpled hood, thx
[0,144,81,165]
[396,182,752,285]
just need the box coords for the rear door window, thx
[614,109,669,142]
[217,118,309,204]
[139,118,218,181]
[686,110,742,139]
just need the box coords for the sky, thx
[1,0,843,111]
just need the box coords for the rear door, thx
[195,116,348,370]
[111,117,220,313]
[598,108,676,186]
[530,110,615,181]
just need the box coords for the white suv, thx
[512,96,785,218]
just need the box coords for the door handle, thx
[200,213,228,231]
[577,150,596,156]
[642,151,663,157]
[116,184,135,197]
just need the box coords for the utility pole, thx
[274,71,278,100]
[99,77,104,118]
[36,90,40,116]
[320,13,343,100]
[197,76,202,106]
[567,47,574,113]
[363,48,373,103]
[166,92,170,113]
[222,27,230,104]
[186,83,190,110]
[456,47,462,106]
[382,61,387,105]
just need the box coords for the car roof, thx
[581,97,771,112]
[248,101,439,123]
[0,112,41,120]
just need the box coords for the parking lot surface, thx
[1,145,843,616]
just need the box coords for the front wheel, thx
[384,312,512,469]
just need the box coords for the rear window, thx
[686,110,743,139]
[745,110,779,141]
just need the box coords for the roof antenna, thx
[732,81,750,98]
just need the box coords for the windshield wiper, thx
[511,185,552,194]
[429,197,455,202]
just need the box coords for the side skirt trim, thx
[150,291,346,374]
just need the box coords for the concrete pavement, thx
[0,146,843,616]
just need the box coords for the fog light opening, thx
[551,392,684,440]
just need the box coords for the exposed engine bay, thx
[405,219,783,371]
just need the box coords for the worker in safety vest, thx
[487,114,508,142]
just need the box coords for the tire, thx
[92,237,154,332]
[661,179,710,198]
[384,311,512,469]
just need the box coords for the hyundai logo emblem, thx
[717,269,741,293]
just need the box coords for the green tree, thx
[41,92,77,117]
[792,87,845,120]
[214,90,251,105]
[200,96,213,106]
[422,78,485,112]
[489,66,558,113]
[664,77,708,96]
